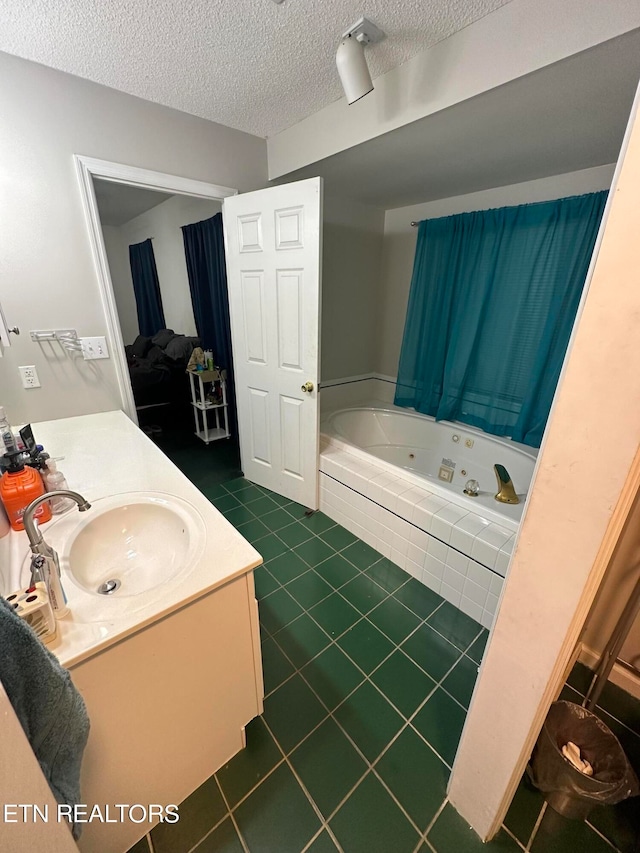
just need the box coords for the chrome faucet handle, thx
[23,491,91,554]
[28,515,44,549]
[494,464,520,505]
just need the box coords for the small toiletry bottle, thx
[205,349,214,371]
[43,460,74,513]
[0,406,16,454]
[0,450,52,531]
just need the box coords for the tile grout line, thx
[205,752,289,835]
[260,597,460,840]
[272,630,452,774]
[268,598,450,716]
[501,823,528,851]
[211,774,250,853]
[181,803,232,853]
[524,801,547,852]
[300,825,344,853]
[260,716,347,852]
[264,684,427,846]
[264,575,480,717]
[261,553,478,665]
[255,518,488,666]
[583,819,624,852]
[275,596,472,724]
[269,590,474,776]
[421,796,449,845]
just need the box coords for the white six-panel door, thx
[223,178,322,509]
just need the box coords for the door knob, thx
[301,381,314,393]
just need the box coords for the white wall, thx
[104,195,222,344]
[267,0,640,178]
[376,164,616,379]
[321,196,384,383]
[0,51,267,426]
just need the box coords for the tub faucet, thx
[24,491,91,581]
[493,465,520,505]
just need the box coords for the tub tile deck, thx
[129,476,640,853]
[319,465,511,630]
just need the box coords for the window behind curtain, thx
[394,192,608,447]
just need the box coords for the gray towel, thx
[0,596,90,839]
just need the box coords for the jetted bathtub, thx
[319,406,539,628]
[322,406,537,524]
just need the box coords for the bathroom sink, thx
[67,496,205,597]
[20,493,206,617]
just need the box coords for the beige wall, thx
[0,51,267,426]
[376,165,615,379]
[321,195,384,382]
[267,0,640,178]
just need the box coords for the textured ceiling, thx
[0,0,514,138]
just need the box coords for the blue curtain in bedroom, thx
[181,212,233,373]
[394,191,608,448]
[128,239,166,337]
[181,212,236,424]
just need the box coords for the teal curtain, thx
[394,192,607,447]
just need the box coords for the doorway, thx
[76,157,241,492]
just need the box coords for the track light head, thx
[336,17,385,105]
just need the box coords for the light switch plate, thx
[80,336,109,360]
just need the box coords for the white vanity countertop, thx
[0,410,262,668]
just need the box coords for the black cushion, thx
[164,335,195,363]
[130,335,152,358]
[145,345,167,365]
[151,329,175,348]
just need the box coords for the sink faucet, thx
[24,491,91,615]
[24,490,91,569]
[493,465,520,505]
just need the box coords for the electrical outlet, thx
[80,336,109,360]
[19,365,41,389]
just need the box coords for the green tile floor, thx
[130,476,640,853]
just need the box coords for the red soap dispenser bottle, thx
[0,450,52,531]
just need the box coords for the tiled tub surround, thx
[319,410,537,629]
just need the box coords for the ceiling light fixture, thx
[336,17,385,105]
